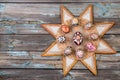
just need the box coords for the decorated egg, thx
[86,42,96,51]
[90,33,98,40]
[64,46,73,56]
[58,36,66,43]
[84,22,92,29]
[76,49,84,59]
[61,25,70,33]
[72,18,79,26]
[73,31,83,46]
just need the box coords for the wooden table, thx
[0,0,119,80]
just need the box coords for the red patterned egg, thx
[61,25,70,33]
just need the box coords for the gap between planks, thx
[0,59,119,69]
[0,3,120,18]
[0,69,119,80]
[0,0,120,3]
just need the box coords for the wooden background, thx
[0,0,119,80]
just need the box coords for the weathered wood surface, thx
[0,18,120,34]
[0,59,120,69]
[0,0,120,3]
[0,3,120,35]
[0,3,120,19]
[0,35,119,51]
[0,1,119,80]
[0,69,119,80]
[0,51,119,61]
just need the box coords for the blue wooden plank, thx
[0,3,120,19]
[0,3,5,12]
[7,51,29,57]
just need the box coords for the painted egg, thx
[61,25,70,33]
[84,22,92,29]
[58,36,66,43]
[76,49,84,59]
[64,46,72,56]
[73,31,83,46]
[72,18,79,26]
[86,42,96,51]
[90,33,98,40]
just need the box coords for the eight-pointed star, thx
[41,5,116,76]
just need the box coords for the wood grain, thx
[0,1,119,80]
[0,3,120,19]
[0,51,119,61]
[0,69,119,80]
[0,18,120,34]
[0,0,120,2]
[0,35,119,51]
[0,59,119,69]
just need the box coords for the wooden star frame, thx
[41,5,116,76]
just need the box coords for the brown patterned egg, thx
[73,31,83,46]
[72,18,79,26]
[64,46,72,56]
[90,33,98,40]
[61,25,70,33]
[84,22,92,29]
[76,49,84,59]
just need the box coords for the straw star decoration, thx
[41,5,116,76]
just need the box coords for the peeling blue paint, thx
[115,53,120,56]
[0,71,5,75]
[8,45,14,51]
[0,4,5,12]
[63,74,72,80]
[38,20,45,24]
[0,17,18,21]
[11,64,26,68]
[110,3,120,8]
[94,3,109,17]
[21,61,31,67]
[30,63,54,68]
[31,52,41,58]
[7,51,29,57]
[23,24,37,28]
[11,61,31,68]
[12,63,54,68]
[12,39,22,45]
[4,26,17,34]
[11,64,19,67]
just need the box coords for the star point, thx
[41,24,61,38]
[79,5,93,25]
[41,41,62,56]
[80,52,97,75]
[63,54,77,76]
[94,22,115,37]
[96,39,116,54]
[61,5,74,25]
